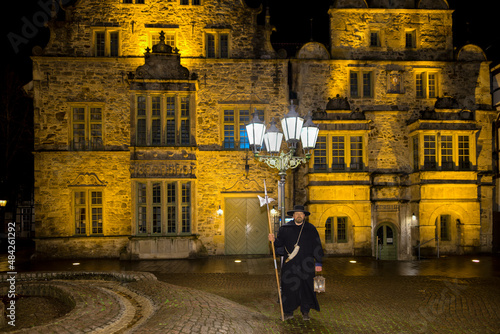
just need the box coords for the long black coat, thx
[274,220,324,314]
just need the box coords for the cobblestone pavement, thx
[1,255,500,333]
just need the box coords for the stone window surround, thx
[369,29,382,47]
[220,105,266,150]
[68,103,105,151]
[415,69,441,99]
[132,179,195,236]
[325,216,349,244]
[91,26,121,57]
[204,28,231,58]
[310,131,368,172]
[349,69,374,98]
[132,92,195,147]
[404,28,418,49]
[72,188,104,236]
[410,131,476,171]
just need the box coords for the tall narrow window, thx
[73,108,86,150]
[325,218,333,243]
[239,110,250,149]
[314,136,327,170]
[166,96,176,145]
[75,191,86,235]
[71,106,103,150]
[350,72,359,98]
[136,96,147,146]
[167,182,176,233]
[362,73,372,97]
[440,215,451,241]
[370,31,380,47]
[331,136,345,170]
[95,32,105,57]
[181,183,191,233]
[350,136,363,170]
[223,110,235,148]
[206,34,216,58]
[458,136,470,169]
[110,32,119,57]
[337,217,347,243]
[416,73,424,98]
[413,137,419,171]
[220,34,229,58]
[441,135,453,170]
[90,108,103,149]
[91,191,103,234]
[137,183,147,234]
[152,96,162,145]
[152,182,162,233]
[423,135,436,169]
[180,96,190,145]
[405,30,416,48]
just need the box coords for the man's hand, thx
[315,266,322,272]
[268,233,275,242]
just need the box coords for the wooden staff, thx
[263,179,285,321]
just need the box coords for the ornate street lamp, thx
[246,102,319,223]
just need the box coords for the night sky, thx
[3,0,500,81]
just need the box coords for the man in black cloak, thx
[268,205,324,321]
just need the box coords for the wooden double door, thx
[225,197,269,255]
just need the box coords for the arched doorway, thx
[376,223,397,260]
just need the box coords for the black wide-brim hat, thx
[287,205,310,216]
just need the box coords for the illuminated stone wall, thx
[31,0,497,259]
[32,0,282,258]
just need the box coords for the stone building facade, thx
[30,0,496,260]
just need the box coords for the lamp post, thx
[245,102,319,224]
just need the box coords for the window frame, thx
[349,70,374,98]
[411,132,476,171]
[325,216,349,244]
[311,132,368,172]
[73,189,104,236]
[405,29,417,49]
[69,103,105,151]
[369,30,381,47]
[133,92,194,147]
[221,107,265,149]
[415,71,440,99]
[147,29,177,50]
[133,180,194,236]
[204,29,231,58]
[92,27,121,57]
